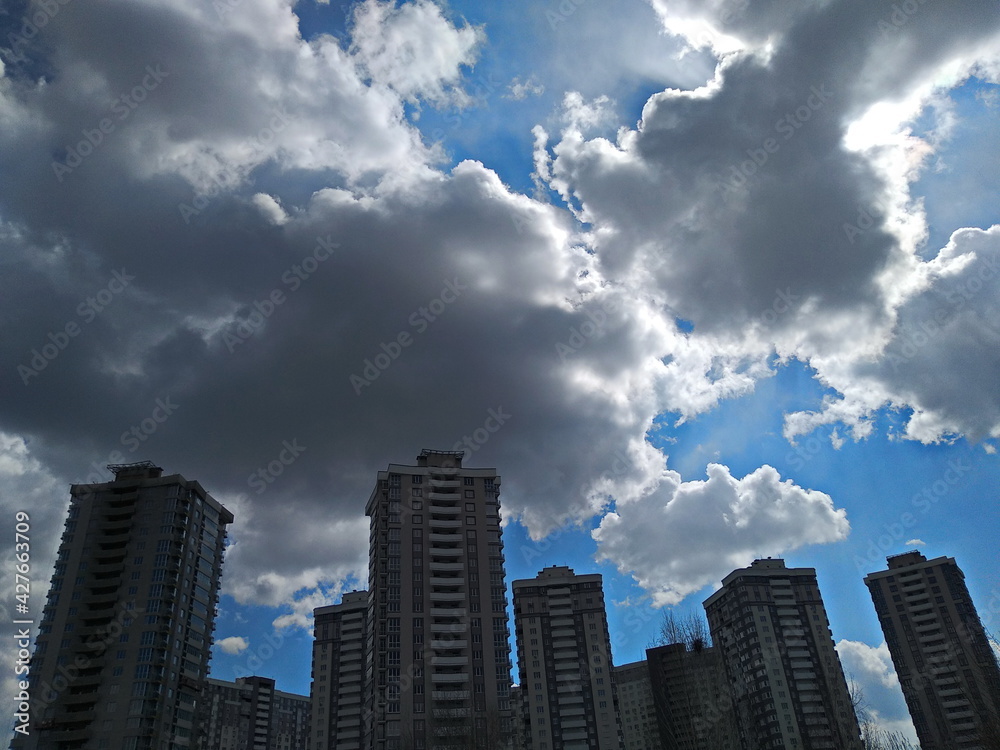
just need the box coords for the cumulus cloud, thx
[592,463,850,605]
[506,76,544,101]
[837,639,899,690]
[216,636,250,655]
[0,0,998,688]
[837,639,918,742]
[350,0,483,107]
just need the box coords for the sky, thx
[2,0,1000,741]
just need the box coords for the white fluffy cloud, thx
[837,639,899,690]
[350,0,483,107]
[592,463,850,605]
[1,0,999,675]
[216,636,250,655]
[837,639,918,743]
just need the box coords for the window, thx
[465,490,475,498]
[464,477,475,486]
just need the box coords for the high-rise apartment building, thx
[704,558,862,750]
[15,461,233,750]
[645,642,736,750]
[311,591,369,750]
[613,661,662,750]
[864,551,1000,749]
[510,686,526,750]
[512,565,624,750]
[363,449,513,750]
[200,676,310,750]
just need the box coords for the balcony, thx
[429,561,464,572]
[430,548,462,557]
[431,639,468,650]
[430,607,466,618]
[432,690,470,700]
[433,707,471,719]
[431,656,469,667]
[429,591,466,602]
[430,623,467,633]
[430,672,469,683]
[428,478,461,488]
[429,577,463,587]
[428,518,462,529]
[429,532,461,543]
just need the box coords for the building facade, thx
[200,676,310,750]
[645,643,736,750]
[363,449,513,750]
[512,565,624,750]
[15,461,233,750]
[613,661,662,750]
[704,558,862,750]
[864,551,1000,749]
[311,591,369,750]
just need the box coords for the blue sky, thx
[2,0,999,741]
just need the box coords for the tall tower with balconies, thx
[512,566,624,750]
[13,461,233,750]
[703,559,862,750]
[864,551,1000,750]
[363,449,512,750]
[311,591,369,749]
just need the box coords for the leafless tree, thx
[651,609,713,650]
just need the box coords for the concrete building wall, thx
[865,551,1000,750]
[364,449,512,750]
[16,461,233,750]
[201,676,310,750]
[311,591,368,750]
[645,643,736,750]
[704,559,862,750]
[613,661,662,750]
[513,566,623,750]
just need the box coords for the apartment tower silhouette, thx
[512,565,624,750]
[864,551,1000,749]
[15,461,233,750]
[363,449,513,750]
[311,590,369,749]
[704,559,862,750]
